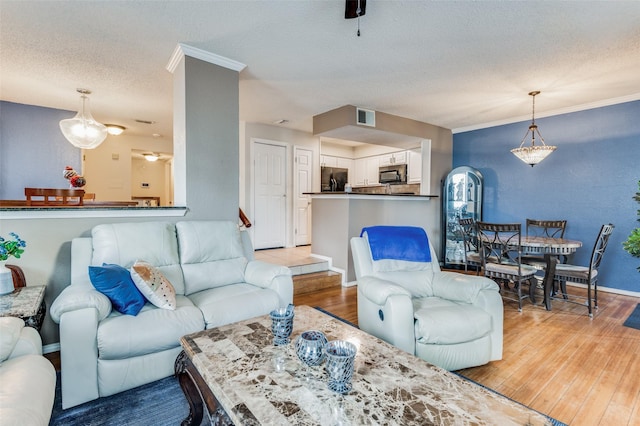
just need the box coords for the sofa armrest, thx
[431,271,499,304]
[244,260,292,288]
[244,260,293,307]
[50,286,112,324]
[358,275,412,306]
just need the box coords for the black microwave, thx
[379,164,407,184]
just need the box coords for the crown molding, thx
[166,43,246,74]
[452,92,640,134]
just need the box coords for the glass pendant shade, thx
[511,91,556,167]
[59,92,107,149]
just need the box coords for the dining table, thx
[520,236,583,310]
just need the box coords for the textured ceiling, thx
[2,1,640,142]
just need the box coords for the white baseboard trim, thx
[310,253,352,287]
[344,280,358,287]
[565,281,640,298]
[43,343,60,354]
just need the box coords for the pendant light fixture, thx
[59,89,108,149]
[511,91,556,167]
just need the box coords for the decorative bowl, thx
[295,330,328,366]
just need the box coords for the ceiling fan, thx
[345,0,366,19]
[345,0,366,36]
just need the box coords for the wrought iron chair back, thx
[552,223,614,318]
[477,222,538,312]
[458,218,481,274]
[526,219,567,239]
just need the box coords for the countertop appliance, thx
[379,164,407,184]
[321,167,348,192]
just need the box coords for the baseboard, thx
[309,253,350,286]
[566,281,640,298]
[44,342,60,354]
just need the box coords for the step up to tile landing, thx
[293,270,342,295]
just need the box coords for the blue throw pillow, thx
[88,263,146,316]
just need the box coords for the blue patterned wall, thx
[453,100,640,293]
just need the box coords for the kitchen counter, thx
[304,192,437,199]
[308,192,440,284]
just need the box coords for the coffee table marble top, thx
[180,305,552,425]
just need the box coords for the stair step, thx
[293,271,342,295]
[287,259,329,276]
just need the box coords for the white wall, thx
[82,134,173,202]
[131,158,166,204]
[242,122,321,247]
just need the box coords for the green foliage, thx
[0,232,26,261]
[623,180,640,272]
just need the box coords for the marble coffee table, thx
[176,305,553,425]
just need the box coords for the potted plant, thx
[623,180,640,272]
[0,232,26,294]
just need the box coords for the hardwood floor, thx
[45,267,640,425]
[295,284,640,426]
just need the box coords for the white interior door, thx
[253,142,286,249]
[294,147,313,246]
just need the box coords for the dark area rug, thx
[623,303,640,330]
[49,372,204,426]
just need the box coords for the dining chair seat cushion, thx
[522,257,547,271]
[413,298,492,345]
[485,262,537,277]
[465,252,482,263]
[554,264,596,281]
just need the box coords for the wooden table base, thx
[174,351,233,426]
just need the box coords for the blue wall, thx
[0,101,80,199]
[453,100,640,293]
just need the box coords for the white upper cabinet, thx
[379,151,407,166]
[320,155,337,167]
[353,157,380,186]
[408,148,422,183]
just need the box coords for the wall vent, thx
[356,107,375,127]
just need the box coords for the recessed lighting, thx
[152,133,162,138]
[143,153,159,162]
[105,124,126,135]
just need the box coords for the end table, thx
[0,285,46,331]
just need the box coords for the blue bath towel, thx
[360,226,431,263]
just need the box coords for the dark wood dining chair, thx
[25,188,85,206]
[476,222,538,312]
[550,223,614,318]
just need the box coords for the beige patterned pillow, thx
[130,260,176,310]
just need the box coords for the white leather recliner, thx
[0,317,56,425]
[351,226,503,371]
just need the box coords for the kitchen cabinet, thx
[408,149,422,183]
[354,157,379,186]
[320,155,337,167]
[321,155,352,171]
[379,151,407,166]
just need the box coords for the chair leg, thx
[516,279,523,312]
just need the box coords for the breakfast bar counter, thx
[306,192,440,284]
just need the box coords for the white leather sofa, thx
[50,220,293,409]
[0,317,56,425]
[351,226,503,371]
